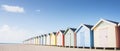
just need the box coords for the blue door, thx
[80,32,85,47]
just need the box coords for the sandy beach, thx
[0,44,119,51]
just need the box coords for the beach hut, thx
[34,37,36,44]
[46,33,51,45]
[75,24,93,48]
[26,39,31,44]
[50,32,57,46]
[36,36,39,45]
[35,37,38,45]
[92,19,120,48]
[24,40,27,44]
[38,36,41,45]
[26,38,31,44]
[43,34,47,45]
[30,38,33,44]
[23,40,25,44]
[24,39,28,44]
[40,35,44,45]
[30,38,34,44]
[33,37,36,44]
[64,28,76,47]
[42,35,45,45]
[56,30,65,46]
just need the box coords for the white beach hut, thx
[92,19,120,48]
[64,28,76,47]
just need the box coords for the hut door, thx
[80,32,85,47]
[99,29,108,47]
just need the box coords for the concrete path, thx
[0,44,119,51]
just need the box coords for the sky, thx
[0,0,120,43]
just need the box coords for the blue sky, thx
[0,0,120,43]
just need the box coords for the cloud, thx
[0,24,45,43]
[1,5,24,13]
[0,25,10,32]
[36,9,40,12]
[0,25,28,43]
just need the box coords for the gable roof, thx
[41,35,44,37]
[39,35,41,37]
[47,33,50,36]
[52,32,56,35]
[43,34,47,36]
[75,24,93,33]
[56,30,65,36]
[106,19,119,24]
[60,30,65,33]
[70,28,76,31]
[36,36,39,38]
[64,28,76,34]
[92,19,119,30]
[84,24,93,29]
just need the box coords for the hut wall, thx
[50,34,56,45]
[57,32,62,46]
[65,30,75,46]
[40,37,43,45]
[94,22,116,47]
[46,35,50,45]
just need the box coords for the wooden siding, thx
[40,36,43,45]
[65,29,75,46]
[116,25,120,48]
[43,35,47,45]
[76,25,94,47]
[50,33,56,45]
[94,21,117,47]
[36,37,39,44]
[38,37,41,45]
[46,34,50,45]
[56,31,64,46]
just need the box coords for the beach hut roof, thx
[36,36,39,38]
[39,35,41,37]
[92,19,119,30]
[75,24,93,33]
[41,35,44,37]
[54,32,57,35]
[43,34,47,36]
[84,24,93,29]
[70,28,76,31]
[48,33,50,35]
[52,32,57,35]
[60,30,65,33]
[46,33,50,36]
[64,28,76,34]
[31,37,34,39]
[34,36,37,38]
[56,30,65,36]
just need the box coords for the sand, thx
[0,44,119,51]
